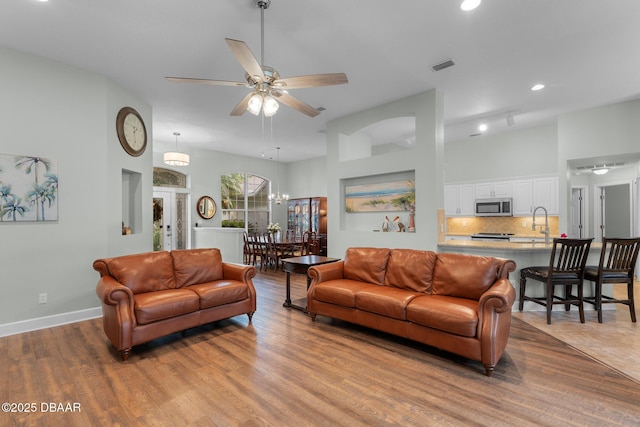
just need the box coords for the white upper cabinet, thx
[512,176,558,216]
[512,179,534,215]
[475,181,513,199]
[444,184,475,216]
[532,176,558,214]
[446,175,558,217]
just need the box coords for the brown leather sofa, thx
[94,248,256,360]
[307,247,516,376]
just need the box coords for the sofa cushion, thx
[107,251,176,294]
[406,295,479,338]
[188,281,249,309]
[432,253,501,300]
[384,249,436,293]
[343,247,390,286]
[172,248,224,288]
[313,280,377,307]
[355,287,421,320]
[133,289,200,325]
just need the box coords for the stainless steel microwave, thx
[474,198,513,217]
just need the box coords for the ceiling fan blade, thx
[273,73,348,89]
[273,92,320,117]
[230,92,254,116]
[165,76,248,87]
[225,38,266,83]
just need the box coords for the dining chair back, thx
[583,237,640,322]
[242,231,252,265]
[301,231,318,256]
[519,238,593,324]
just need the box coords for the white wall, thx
[0,47,152,331]
[558,99,640,231]
[152,144,288,235]
[444,124,558,183]
[326,90,444,257]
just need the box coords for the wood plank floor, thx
[1,269,639,426]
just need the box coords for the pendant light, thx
[164,132,190,166]
[268,147,289,205]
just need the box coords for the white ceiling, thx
[2,0,640,163]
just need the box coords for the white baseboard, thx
[0,307,102,338]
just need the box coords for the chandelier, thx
[268,147,289,205]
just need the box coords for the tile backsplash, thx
[446,216,560,237]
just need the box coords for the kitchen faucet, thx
[532,206,550,244]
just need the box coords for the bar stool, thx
[519,238,593,324]
[583,237,640,323]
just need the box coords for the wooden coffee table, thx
[281,255,340,312]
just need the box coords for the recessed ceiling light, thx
[478,123,488,132]
[531,84,545,91]
[460,0,481,11]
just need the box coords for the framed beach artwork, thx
[0,153,59,222]
[345,179,415,213]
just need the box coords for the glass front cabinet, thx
[287,197,327,255]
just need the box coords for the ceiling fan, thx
[165,0,348,118]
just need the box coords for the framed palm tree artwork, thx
[0,153,58,222]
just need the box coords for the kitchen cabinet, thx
[475,180,512,199]
[512,177,558,215]
[444,184,475,216]
[533,177,558,214]
[287,197,327,254]
[510,237,546,243]
[512,179,534,215]
[445,235,471,241]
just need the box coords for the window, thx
[221,173,270,232]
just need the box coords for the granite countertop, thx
[438,240,602,252]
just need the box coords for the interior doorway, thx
[593,183,632,242]
[153,190,189,251]
[569,186,587,239]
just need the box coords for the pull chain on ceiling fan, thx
[166,0,348,118]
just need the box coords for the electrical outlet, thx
[38,293,47,304]
[462,220,468,227]
[521,220,527,228]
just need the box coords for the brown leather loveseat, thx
[94,248,256,360]
[307,247,516,375]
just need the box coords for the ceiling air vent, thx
[431,59,455,72]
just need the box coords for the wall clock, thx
[116,106,147,157]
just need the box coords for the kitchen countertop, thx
[438,239,602,252]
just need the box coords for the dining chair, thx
[263,232,284,271]
[249,232,265,268]
[519,238,593,324]
[583,237,640,323]
[301,230,318,256]
[242,231,252,265]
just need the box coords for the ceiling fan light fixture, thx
[461,0,481,11]
[263,94,279,117]
[247,93,263,115]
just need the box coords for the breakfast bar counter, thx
[438,240,604,312]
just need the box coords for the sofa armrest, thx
[96,275,135,309]
[308,261,345,285]
[477,278,516,372]
[478,278,516,314]
[95,275,137,351]
[222,262,257,283]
